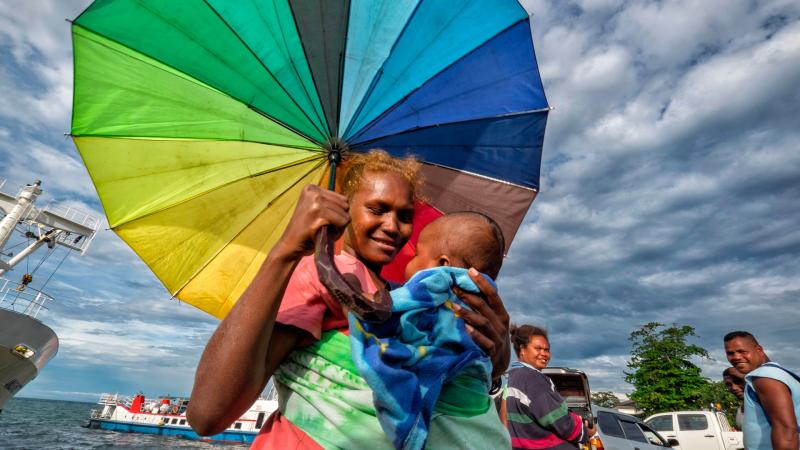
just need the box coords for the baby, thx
[350,211,506,450]
[403,211,505,282]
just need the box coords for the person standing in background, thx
[724,331,800,450]
[723,366,745,429]
[505,324,594,450]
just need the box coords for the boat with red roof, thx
[85,389,277,444]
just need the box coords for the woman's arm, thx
[187,185,351,436]
[452,268,511,380]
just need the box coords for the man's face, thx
[725,337,767,374]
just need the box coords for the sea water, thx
[0,397,249,449]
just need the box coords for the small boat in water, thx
[85,389,278,444]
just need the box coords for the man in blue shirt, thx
[724,331,799,450]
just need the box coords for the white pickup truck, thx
[644,411,743,450]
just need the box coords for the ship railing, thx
[89,408,102,419]
[0,278,53,319]
[41,202,100,254]
[98,393,131,406]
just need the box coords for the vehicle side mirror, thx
[667,438,680,447]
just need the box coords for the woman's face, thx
[345,171,414,272]
[520,335,551,370]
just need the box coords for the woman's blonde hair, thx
[340,149,423,199]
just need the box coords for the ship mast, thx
[0,180,98,276]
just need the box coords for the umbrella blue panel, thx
[350,19,548,144]
[344,0,528,139]
[339,0,420,136]
[352,111,548,190]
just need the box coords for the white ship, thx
[86,390,278,444]
[0,179,97,411]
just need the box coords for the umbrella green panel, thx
[338,0,419,135]
[74,0,328,143]
[343,0,527,138]
[71,26,317,149]
[207,0,328,138]
[289,0,350,137]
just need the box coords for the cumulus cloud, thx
[0,0,91,129]
[506,0,800,393]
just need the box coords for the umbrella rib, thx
[170,158,328,299]
[349,17,535,143]
[83,146,322,185]
[203,0,329,141]
[419,161,538,192]
[354,107,550,145]
[111,154,325,228]
[68,134,323,152]
[72,23,321,147]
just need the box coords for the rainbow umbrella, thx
[70,0,550,318]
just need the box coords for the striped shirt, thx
[505,363,588,450]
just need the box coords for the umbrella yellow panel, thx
[179,163,328,317]
[75,137,323,228]
[114,157,327,316]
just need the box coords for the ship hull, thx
[86,418,257,444]
[0,308,59,412]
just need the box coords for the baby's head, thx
[404,212,505,280]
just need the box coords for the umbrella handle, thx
[314,226,393,323]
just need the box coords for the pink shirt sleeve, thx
[275,253,379,341]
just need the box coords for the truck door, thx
[676,413,723,450]
[645,414,678,448]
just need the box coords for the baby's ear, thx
[438,255,451,267]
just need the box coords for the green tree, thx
[696,381,740,426]
[591,391,621,408]
[624,322,710,416]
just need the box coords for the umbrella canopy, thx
[70,0,550,318]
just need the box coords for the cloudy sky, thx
[1,0,798,404]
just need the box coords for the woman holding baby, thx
[187,150,512,449]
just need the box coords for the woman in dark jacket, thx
[505,324,595,450]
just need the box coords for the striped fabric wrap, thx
[273,330,510,450]
[505,364,587,450]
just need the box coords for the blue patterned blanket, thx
[349,267,494,450]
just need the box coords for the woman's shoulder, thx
[507,364,547,384]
